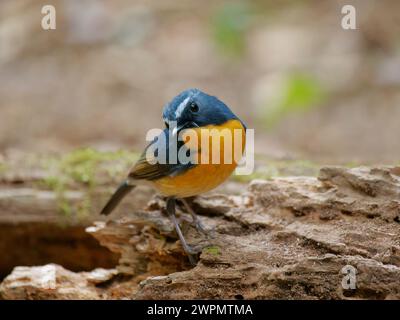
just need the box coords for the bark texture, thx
[1,166,400,299]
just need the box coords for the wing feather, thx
[128,129,195,181]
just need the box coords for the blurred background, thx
[0,0,399,281]
[1,0,399,163]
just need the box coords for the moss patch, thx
[40,148,138,187]
[203,245,221,256]
[38,148,139,219]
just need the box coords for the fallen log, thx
[1,166,400,299]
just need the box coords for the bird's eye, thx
[164,121,169,129]
[189,102,199,113]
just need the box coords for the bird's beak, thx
[172,122,199,136]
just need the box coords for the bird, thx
[100,88,246,264]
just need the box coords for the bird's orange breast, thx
[152,119,246,198]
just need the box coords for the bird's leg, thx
[178,215,191,235]
[166,197,198,265]
[181,198,208,235]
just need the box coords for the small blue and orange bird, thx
[101,89,246,264]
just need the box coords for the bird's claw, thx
[178,215,212,237]
[182,244,203,266]
[193,219,207,235]
[185,244,203,255]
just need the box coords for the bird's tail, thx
[100,181,135,215]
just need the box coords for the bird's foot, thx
[185,244,204,255]
[192,218,207,234]
[180,198,216,238]
[193,220,216,239]
[181,244,203,266]
[177,215,192,235]
[179,216,216,239]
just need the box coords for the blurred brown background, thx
[0,0,399,162]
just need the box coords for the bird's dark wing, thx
[129,128,195,181]
[101,130,195,216]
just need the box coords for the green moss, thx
[59,198,73,217]
[76,194,92,220]
[203,245,221,256]
[38,148,139,218]
[40,148,138,188]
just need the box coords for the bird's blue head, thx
[162,89,244,132]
